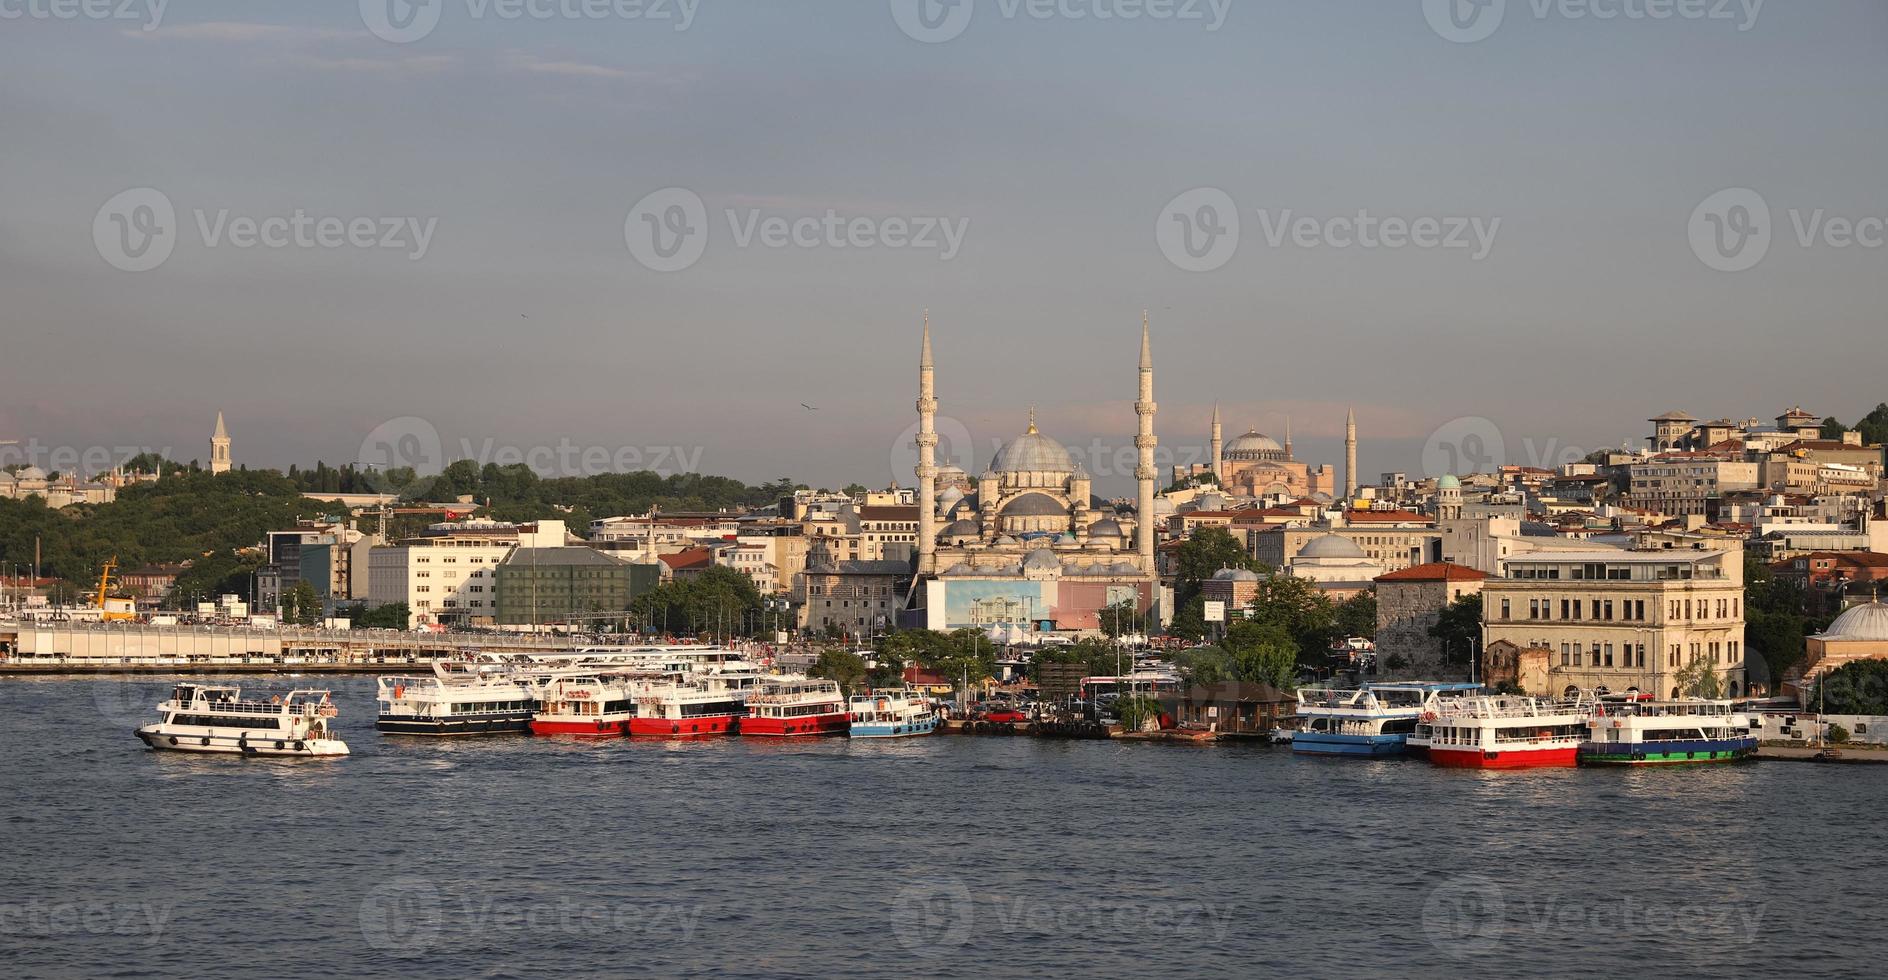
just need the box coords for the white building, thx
[367,519,565,629]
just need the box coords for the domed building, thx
[1281,533,1384,599]
[907,316,1163,633]
[1171,404,1342,502]
[1794,601,1888,703]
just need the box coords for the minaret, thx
[1343,406,1358,501]
[1135,313,1158,571]
[915,313,938,577]
[1283,415,1294,461]
[210,412,231,475]
[1209,403,1223,484]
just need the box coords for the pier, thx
[0,622,609,675]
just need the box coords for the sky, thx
[2,0,1885,495]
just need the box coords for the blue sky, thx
[2,1,1884,493]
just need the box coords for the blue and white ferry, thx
[847,691,939,738]
[1292,682,1482,757]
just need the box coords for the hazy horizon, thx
[4,1,1885,495]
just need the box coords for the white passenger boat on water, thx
[376,660,551,736]
[847,691,939,738]
[135,683,349,757]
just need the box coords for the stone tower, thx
[916,313,938,577]
[1209,403,1223,485]
[210,412,231,475]
[1343,406,1358,501]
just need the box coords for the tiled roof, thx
[1376,562,1488,583]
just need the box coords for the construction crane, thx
[95,557,138,622]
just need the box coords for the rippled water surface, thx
[1,675,1880,979]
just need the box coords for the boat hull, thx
[630,714,740,738]
[1579,736,1758,765]
[1291,732,1408,757]
[136,727,350,757]
[1427,744,1579,769]
[378,712,535,736]
[849,716,938,738]
[740,712,849,737]
[529,716,633,738]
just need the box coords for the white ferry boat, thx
[376,660,548,736]
[847,691,938,738]
[1579,696,1757,765]
[135,683,349,757]
[1409,694,1590,769]
[743,677,849,737]
[1291,682,1483,757]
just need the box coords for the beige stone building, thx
[1481,547,1750,698]
[1624,455,1761,517]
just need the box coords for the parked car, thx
[983,706,1028,724]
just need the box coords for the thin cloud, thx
[124,22,358,43]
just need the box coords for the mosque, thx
[906,315,1165,634]
[1170,405,1357,502]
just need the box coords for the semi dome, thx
[1822,602,1888,642]
[990,424,1075,474]
[999,492,1066,517]
[1296,534,1368,561]
[1022,548,1061,571]
[1223,430,1285,460]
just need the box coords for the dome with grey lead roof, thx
[18,466,47,481]
[942,563,974,576]
[1087,518,1124,537]
[1821,602,1888,642]
[1223,430,1285,459]
[1296,534,1369,560]
[990,426,1075,474]
[941,519,979,537]
[1000,492,1066,517]
[1023,548,1061,571]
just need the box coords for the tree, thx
[1857,403,1888,449]
[1223,618,1300,691]
[1820,416,1850,440]
[1172,527,1259,607]
[1246,574,1337,660]
[282,580,322,626]
[1172,645,1234,688]
[1036,637,1132,679]
[809,649,869,695]
[1814,660,1888,715]
[1097,598,1142,639]
[1429,593,1483,667]
[841,483,868,497]
[1673,656,1725,699]
[1333,590,1377,641]
[341,602,410,630]
[1166,594,1208,643]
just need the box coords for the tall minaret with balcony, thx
[210,413,232,475]
[1135,314,1158,572]
[915,314,938,578]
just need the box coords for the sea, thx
[0,675,1880,979]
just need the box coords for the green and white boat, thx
[1578,696,1756,765]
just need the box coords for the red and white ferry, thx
[630,679,745,737]
[529,674,638,738]
[1409,694,1589,769]
[742,678,849,737]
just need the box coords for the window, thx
[1501,599,1511,620]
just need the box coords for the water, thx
[1,675,1880,980]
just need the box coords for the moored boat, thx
[1578,696,1756,765]
[1411,694,1588,769]
[629,679,745,737]
[847,691,938,738]
[742,677,849,737]
[530,674,637,738]
[135,683,349,757]
[1292,682,1482,757]
[376,660,546,736]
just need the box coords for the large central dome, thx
[1224,429,1285,460]
[991,423,1074,474]
[1821,602,1888,642]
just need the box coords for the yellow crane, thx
[96,557,138,622]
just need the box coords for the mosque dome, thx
[1087,518,1124,538]
[941,519,979,538]
[1023,548,1061,571]
[1438,474,1462,490]
[994,535,1019,547]
[1212,566,1261,582]
[18,465,47,481]
[942,563,974,576]
[991,424,1075,474]
[1821,602,1888,642]
[1056,532,1078,545]
[1296,534,1368,561]
[999,492,1066,517]
[1224,430,1285,460]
